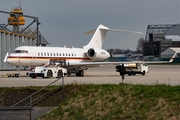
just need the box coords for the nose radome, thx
[6,58,16,66]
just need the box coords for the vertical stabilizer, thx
[83,24,109,49]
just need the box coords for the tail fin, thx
[83,24,143,49]
[83,24,109,49]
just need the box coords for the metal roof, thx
[161,47,180,54]
[169,47,180,53]
[161,47,180,58]
[165,35,180,41]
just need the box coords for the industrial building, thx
[0,6,49,70]
[143,24,180,58]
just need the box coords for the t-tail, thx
[83,24,109,49]
[83,24,143,49]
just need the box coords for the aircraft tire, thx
[76,70,84,77]
[80,70,84,77]
[76,73,79,76]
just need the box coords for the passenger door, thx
[30,48,37,65]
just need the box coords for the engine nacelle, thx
[86,48,110,61]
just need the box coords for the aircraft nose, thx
[6,56,16,65]
[7,57,12,63]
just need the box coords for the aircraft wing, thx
[70,52,177,67]
[70,61,169,67]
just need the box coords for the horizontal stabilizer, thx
[85,29,96,34]
[106,29,143,35]
[85,24,109,34]
[85,26,143,35]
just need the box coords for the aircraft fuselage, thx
[7,46,110,67]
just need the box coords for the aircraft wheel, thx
[76,73,79,76]
[76,70,84,77]
[80,70,84,77]
[15,73,20,78]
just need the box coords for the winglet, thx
[169,52,177,63]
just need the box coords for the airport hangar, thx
[0,7,49,70]
[143,24,180,62]
[109,24,180,62]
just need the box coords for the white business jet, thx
[5,24,176,77]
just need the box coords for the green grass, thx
[1,84,180,119]
[38,84,180,120]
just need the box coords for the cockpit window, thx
[22,50,28,53]
[13,50,21,53]
[12,50,29,53]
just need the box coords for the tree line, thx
[107,37,144,55]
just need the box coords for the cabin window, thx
[38,52,40,56]
[41,53,43,56]
[69,53,70,56]
[44,53,46,56]
[63,53,64,56]
[54,53,55,56]
[66,53,68,56]
[56,53,58,56]
[47,53,49,56]
[59,53,61,56]
[50,53,52,56]
[13,50,29,53]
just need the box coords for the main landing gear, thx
[76,70,84,77]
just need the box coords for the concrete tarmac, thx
[0,65,180,87]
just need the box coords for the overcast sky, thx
[1,0,180,50]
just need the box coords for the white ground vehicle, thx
[116,63,148,76]
[29,66,67,79]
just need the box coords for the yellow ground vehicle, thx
[116,63,148,76]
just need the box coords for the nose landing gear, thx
[15,66,20,77]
